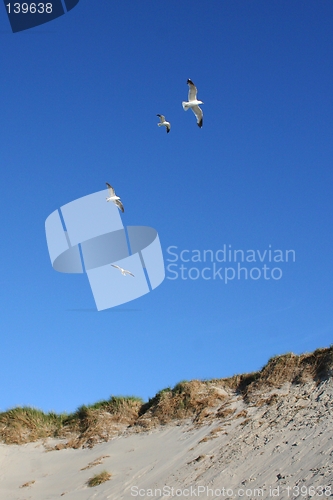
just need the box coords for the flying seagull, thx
[111,264,135,277]
[157,114,171,133]
[182,79,203,128]
[106,182,124,213]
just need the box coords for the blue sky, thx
[1,1,333,413]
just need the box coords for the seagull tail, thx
[182,101,189,111]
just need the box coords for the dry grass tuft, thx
[200,425,228,442]
[81,455,110,470]
[188,454,206,463]
[255,394,279,407]
[216,406,236,420]
[87,470,111,487]
[235,409,248,419]
[136,380,226,429]
[210,425,224,434]
[20,480,35,488]
[198,436,209,443]
[67,396,142,448]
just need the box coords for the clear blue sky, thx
[1,1,333,413]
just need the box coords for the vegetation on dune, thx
[87,470,112,487]
[1,346,332,447]
[0,406,68,444]
[0,396,142,446]
[75,395,144,414]
[59,395,144,448]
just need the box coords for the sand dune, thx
[1,349,333,499]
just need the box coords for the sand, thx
[0,376,332,499]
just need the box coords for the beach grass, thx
[87,470,111,487]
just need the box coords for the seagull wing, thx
[125,270,135,277]
[115,199,125,213]
[166,123,171,133]
[157,114,165,123]
[111,264,121,270]
[106,182,115,196]
[187,79,197,101]
[192,105,203,128]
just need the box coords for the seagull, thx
[182,79,203,128]
[157,114,171,133]
[111,264,135,277]
[106,182,124,213]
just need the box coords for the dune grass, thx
[1,346,332,446]
[87,470,111,487]
[0,406,68,444]
[75,395,143,414]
